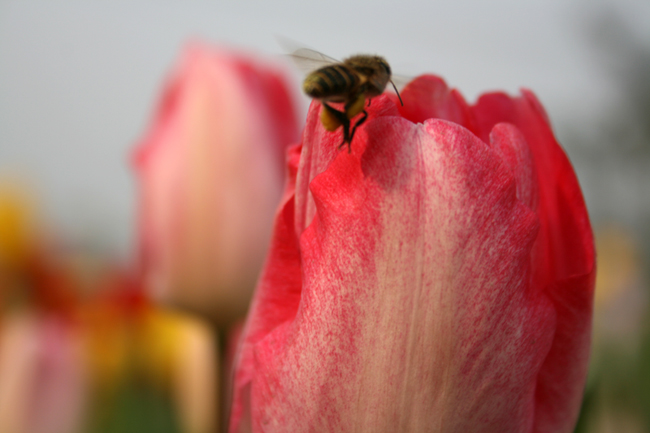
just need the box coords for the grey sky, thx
[0,0,648,257]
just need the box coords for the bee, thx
[289,48,404,152]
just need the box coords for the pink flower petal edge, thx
[230,75,595,433]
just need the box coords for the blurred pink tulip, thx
[0,313,86,433]
[134,43,299,325]
[229,76,595,432]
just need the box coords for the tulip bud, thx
[230,75,595,433]
[133,43,299,326]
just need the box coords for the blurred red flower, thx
[133,43,299,326]
[229,75,595,432]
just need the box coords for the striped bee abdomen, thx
[303,64,361,101]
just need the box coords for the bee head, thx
[378,59,391,76]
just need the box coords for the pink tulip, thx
[229,75,595,432]
[133,43,299,325]
[0,313,87,433]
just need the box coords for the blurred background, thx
[1,0,649,432]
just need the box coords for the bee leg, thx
[336,115,352,152]
[339,122,352,151]
[348,110,369,149]
[322,103,351,149]
[367,98,372,107]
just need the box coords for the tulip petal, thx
[473,91,595,433]
[397,75,478,134]
[232,95,570,432]
[231,77,594,433]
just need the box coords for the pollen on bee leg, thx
[346,94,365,119]
[320,104,342,132]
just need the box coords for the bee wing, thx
[287,48,340,75]
[276,37,340,74]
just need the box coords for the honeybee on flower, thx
[289,47,404,152]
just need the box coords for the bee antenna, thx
[390,80,403,106]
